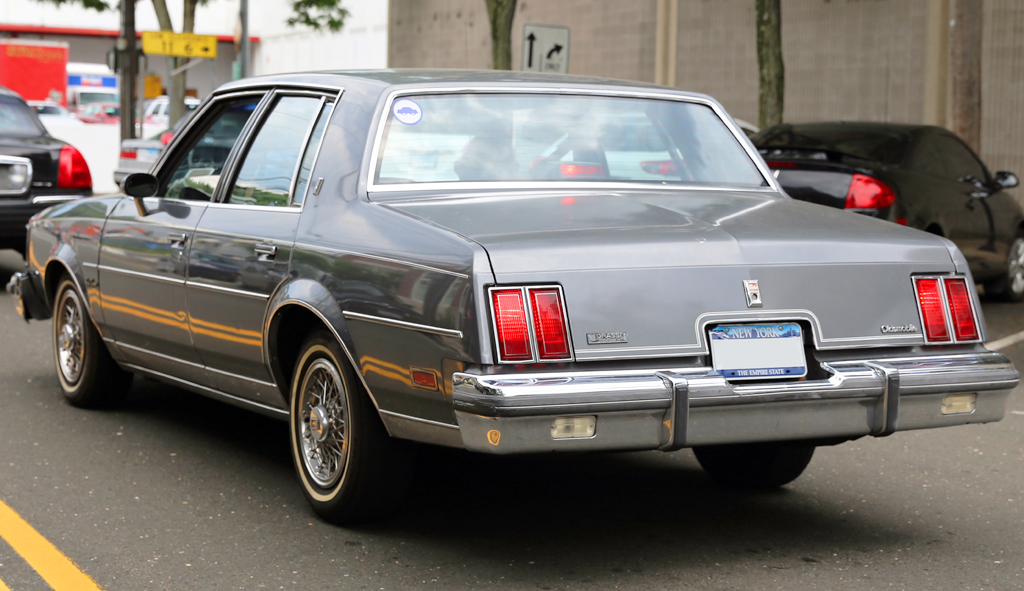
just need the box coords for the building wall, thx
[981,0,1024,194]
[252,0,389,74]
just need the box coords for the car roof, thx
[214,68,717,103]
[758,121,943,137]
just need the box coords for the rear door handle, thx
[254,243,278,262]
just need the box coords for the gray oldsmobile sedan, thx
[7,71,1019,524]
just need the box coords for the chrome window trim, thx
[293,101,335,208]
[488,284,574,364]
[96,264,185,285]
[287,96,327,207]
[293,243,470,279]
[185,280,270,300]
[205,202,302,213]
[365,86,780,195]
[0,155,32,196]
[31,195,86,204]
[342,310,463,339]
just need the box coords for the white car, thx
[143,96,201,128]
[27,100,85,129]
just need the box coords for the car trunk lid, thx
[384,189,958,359]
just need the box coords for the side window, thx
[164,98,260,201]
[292,103,333,206]
[228,96,323,207]
[935,135,987,183]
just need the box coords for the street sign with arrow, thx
[521,23,570,74]
[141,31,218,59]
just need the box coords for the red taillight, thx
[915,278,950,342]
[640,160,677,175]
[561,164,603,177]
[58,144,92,189]
[160,132,174,145]
[491,289,532,361]
[529,288,570,360]
[944,278,979,341]
[765,161,798,168]
[120,149,137,160]
[845,173,896,209]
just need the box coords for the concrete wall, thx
[388,0,1024,201]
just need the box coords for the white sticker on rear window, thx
[392,99,423,125]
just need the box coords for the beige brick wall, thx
[981,0,1024,202]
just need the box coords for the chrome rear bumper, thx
[452,351,1018,454]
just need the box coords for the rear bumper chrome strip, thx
[451,351,1018,454]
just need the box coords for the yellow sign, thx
[141,31,217,59]
[144,75,162,99]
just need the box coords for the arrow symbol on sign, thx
[547,44,563,59]
[526,33,536,68]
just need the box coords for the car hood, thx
[383,189,963,358]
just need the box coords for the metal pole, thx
[119,0,137,140]
[240,0,250,79]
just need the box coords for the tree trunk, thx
[169,0,197,125]
[950,0,982,152]
[485,0,516,70]
[756,0,784,129]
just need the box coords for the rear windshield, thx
[0,96,45,137]
[374,94,766,188]
[753,125,909,165]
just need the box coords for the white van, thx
[66,62,118,113]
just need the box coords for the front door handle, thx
[254,243,278,262]
[169,233,188,249]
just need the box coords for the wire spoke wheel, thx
[56,288,85,385]
[298,358,349,488]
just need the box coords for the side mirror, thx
[995,171,1019,190]
[123,173,159,198]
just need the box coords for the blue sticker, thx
[392,99,423,125]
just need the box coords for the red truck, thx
[0,39,69,106]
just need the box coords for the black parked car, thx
[0,86,92,255]
[754,122,1022,300]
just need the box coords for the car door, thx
[98,93,264,381]
[185,91,335,401]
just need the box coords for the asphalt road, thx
[0,248,1022,591]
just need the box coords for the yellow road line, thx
[0,499,104,591]
[0,575,12,591]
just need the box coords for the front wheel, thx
[985,234,1024,302]
[53,278,133,407]
[693,441,815,489]
[289,330,413,524]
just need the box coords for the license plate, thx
[709,323,807,380]
[138,148,161,163]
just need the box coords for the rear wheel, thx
[693,441,815,488]
[289,330,413,524]
[53,278,133,407]
[985,234,1024,302]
